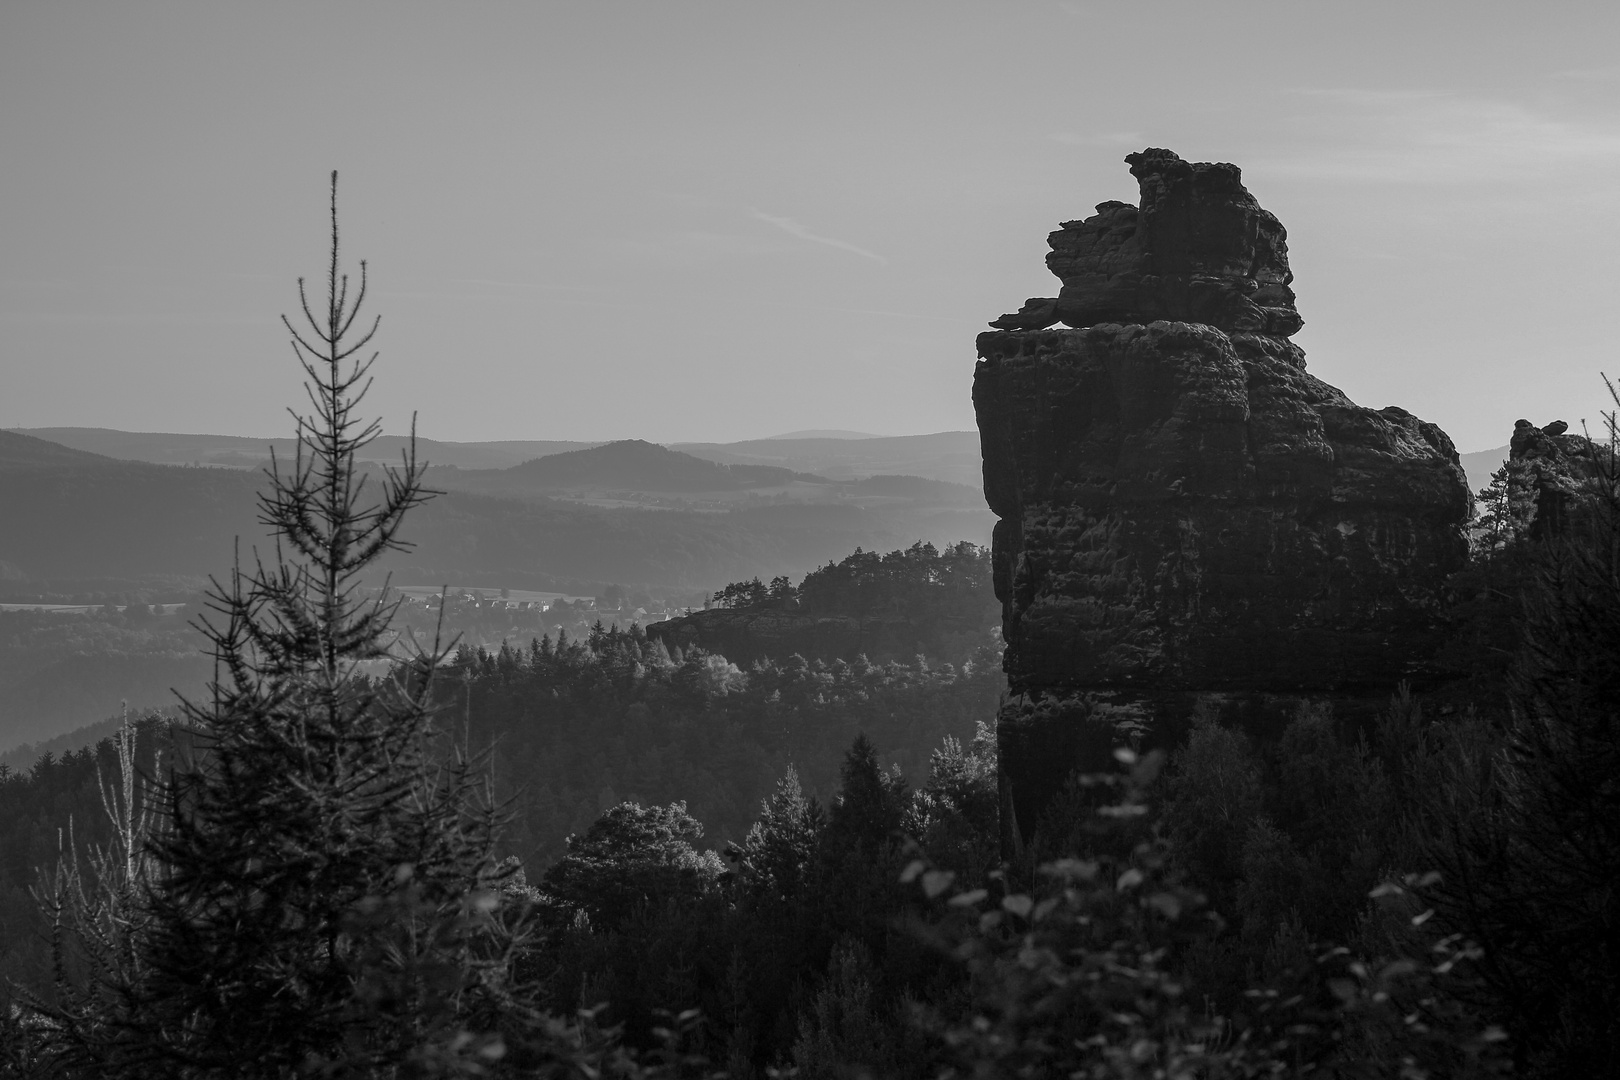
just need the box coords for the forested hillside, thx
[653,541,998,665]
[448,623,1003,865]
[0,631,1003,1008]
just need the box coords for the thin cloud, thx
[749,299,977,326]
[594,230,788,271]
[452,277,592,291]
[749,210,887,265]
[1255,88,1620,185]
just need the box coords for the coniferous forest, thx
[0,180,1614,1080]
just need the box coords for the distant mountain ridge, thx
[15,427,986,486]
[484,440,820,493]
[673,431,983,486]
[0,431,991,595]
[1459,445,1509,494]
[12,428,600,471]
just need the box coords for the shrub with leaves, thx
[907,750,1249,1079]
[907,749,1511,1080]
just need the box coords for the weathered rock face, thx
[991,149,1302,336]
[977,150,1472,839]
[1507,418,1604,540]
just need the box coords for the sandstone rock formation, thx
[1507,418,1605,540]
[991,149,1302,336]
[977,150,1472,840]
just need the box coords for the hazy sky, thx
[3,2,1617,451]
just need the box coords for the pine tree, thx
[728,768,823,898]
[823,735,905,856]
[41,174,526,1078]
[1472,460,1535,559]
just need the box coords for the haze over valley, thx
[0,424,994,750]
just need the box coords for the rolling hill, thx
[460,439,818,494]
[0,430,123,470]
[11,428,599,471]
[672,431,984,485]
[0,432,991,597]
[17,427,988,487]
[1459,444,1509,494]
[0,430,994,748]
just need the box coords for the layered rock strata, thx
[976,150,1472,840]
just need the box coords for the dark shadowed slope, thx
[0,434,269,586]
[844,474,982,501]
[0,430,123,470]
[0,608,206,751]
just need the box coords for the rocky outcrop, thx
[1507,419,1604,540]
[977,150,1472,840]
[991,149,1302,336]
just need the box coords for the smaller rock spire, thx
[991,148,1303,336]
